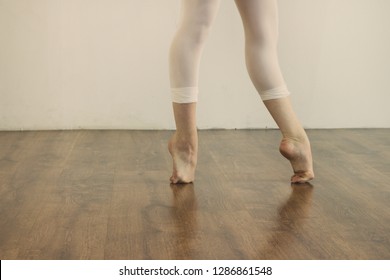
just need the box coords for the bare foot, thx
[168,133,197,184]
[279,137,314,184]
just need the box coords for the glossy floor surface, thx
[0,129,389,259]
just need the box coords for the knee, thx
[245,25,279,49]
[240,11,279,47]
[193,20,213,44]
[180,19,213,46]
[174,1,218,46]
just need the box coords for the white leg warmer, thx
[169,1,220,104]
[259,85,290,101]
[171,87,199,103]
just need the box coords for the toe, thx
[170,175,177,184]
[291,172,314,184]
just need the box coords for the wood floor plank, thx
[0,129,389,259]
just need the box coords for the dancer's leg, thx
[169,0,221,184]
[235,0,314,183]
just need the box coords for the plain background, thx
[0,0,389,130]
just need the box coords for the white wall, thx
[0,0,389,130]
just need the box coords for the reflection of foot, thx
[168,133,197,184]
[279,137,314,183]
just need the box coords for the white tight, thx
[170,0,290,103]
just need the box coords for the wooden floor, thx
[0,129,389,260]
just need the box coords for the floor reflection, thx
[258,183,314,259]
[169,183,198,259]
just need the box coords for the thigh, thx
[179,0,221,27]
[234,0,279,42]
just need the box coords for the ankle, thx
[175,129,197,141]
[171,132,198,151]
[282,129,309,144]
[282,136,308,146]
